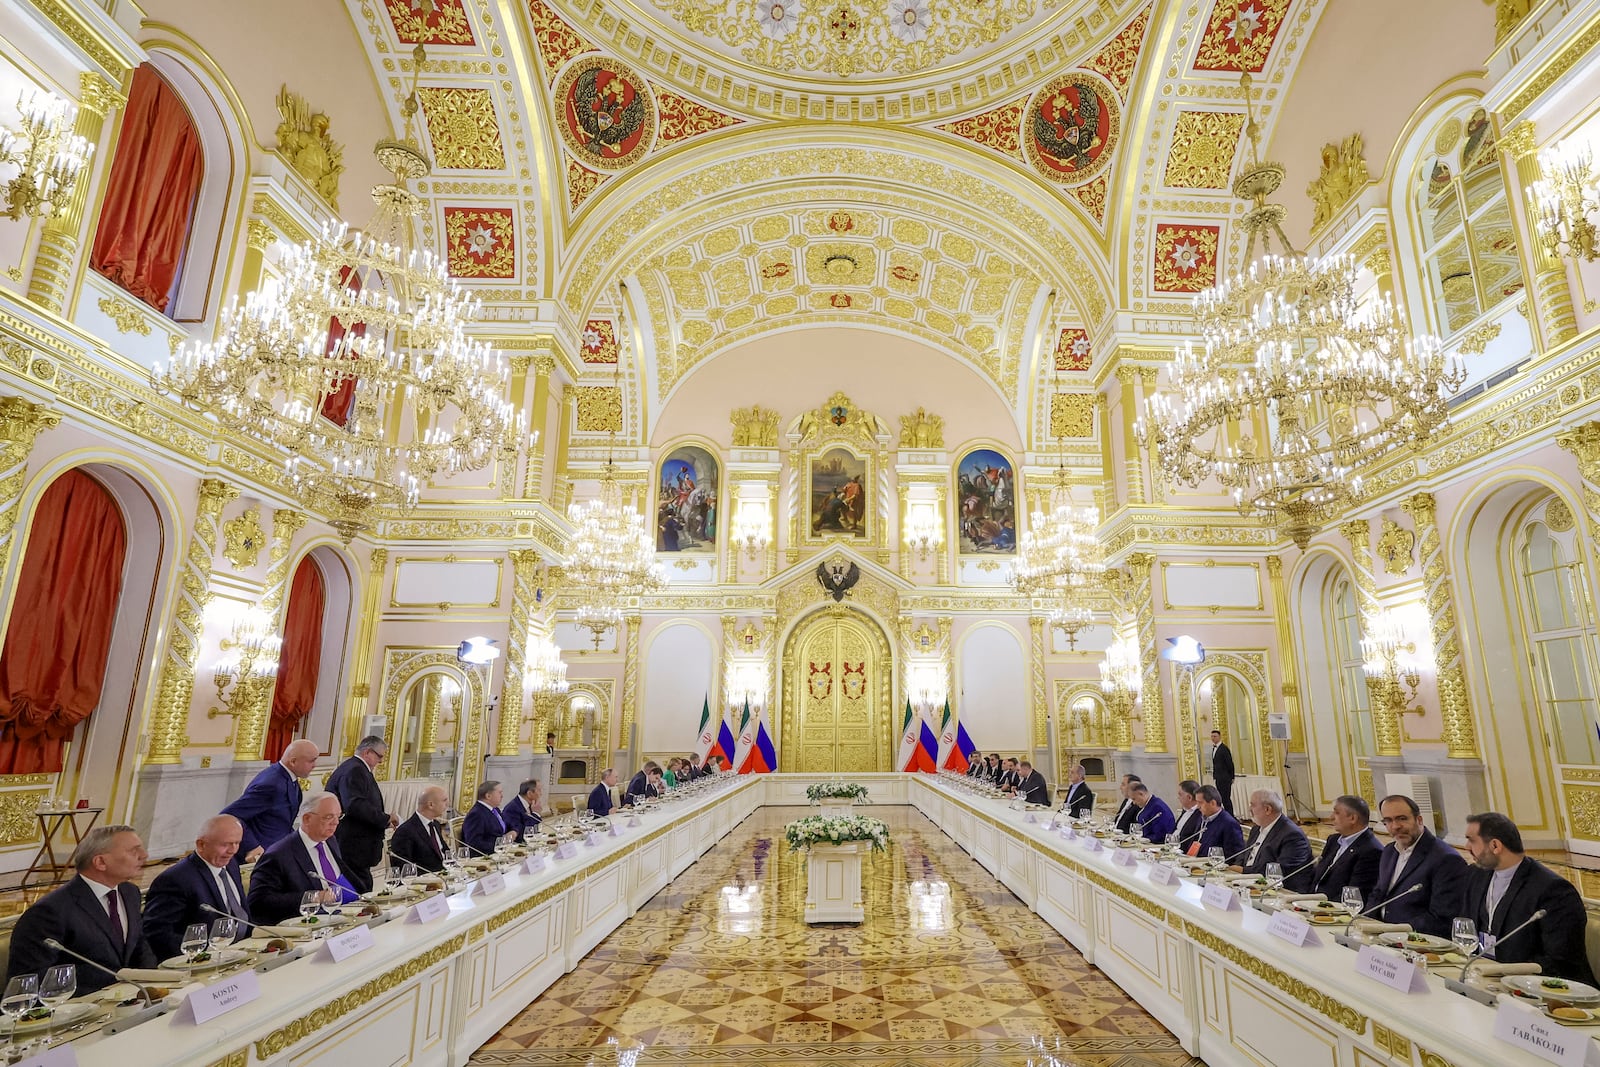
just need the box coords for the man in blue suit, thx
[222,739,319,862]
[143,814,251,959]
[1189,785,1245,858]
[1129,782,1175,843]
[1375,794,1468,936]
[588,768,618,817]
[461,780,508,856]
[501,779,542,841]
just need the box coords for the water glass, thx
[1265,863,1284,891]
[299,890,322,923]
[180,922,208,962]
[1206,847,1225,866]
[1340,887,1364,914]
[1,973,38,1054]
[209,917,237,951]
[39,964,73,1041]
[1451,916,1479,958]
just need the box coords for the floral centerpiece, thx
[783,814,890,852]
[805,782,870,803]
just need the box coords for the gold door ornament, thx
[781,608,893,773]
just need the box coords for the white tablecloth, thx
[1231,774,1279,814]
[378,777,444,819]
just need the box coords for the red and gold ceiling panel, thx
[1192,0,1291,74]
[580,319,620,363]
[935,98,1026,159]
[1163,110,1246,189]
[1068,176,1108,226]
[527,0,599,85]
[567,158,606,211]
[383,0,475,46]
[443,206,517,279]
[1054,328,1092,371]
[1151,222,1221,294]
[1083,3,1151,99]
[416,86,506,170]
[555,57,655,170]
[655,89,744,145]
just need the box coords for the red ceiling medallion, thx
[554,56,655,171]
[1022,72,1120,186]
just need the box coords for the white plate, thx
[8,1001,100,1034]
[1292,900,1349,915]
[1504,975,1600,1003]
[1376,931,1455,954]
[158,948,252,972]
[258,916,351,938]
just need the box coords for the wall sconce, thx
[907,661,946,710]
[525,629,568,696]
[733,500,772,559]
[1529,134,1600,262]
[726,659,768,708]
[0,88,93,220]
[206,605,282,724]
[1361,605,1430,716]
[904,501,942,560]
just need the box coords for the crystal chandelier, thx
[733,501,772,559]
[564,462,667,647]
[1009,466,1104,607]
[1135,74,1463,549]
[153,27,522,542]
[1528,134,1600,261]
[525,630,569,696]
[0,88,92,220]
[1049,603,1094,650]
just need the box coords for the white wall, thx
[955,623,1028,753]
[640,622,715,754]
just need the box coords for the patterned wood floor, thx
[471,807,1202,1067]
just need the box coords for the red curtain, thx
[317,268,365,427]
[0,471,126,774]
[89,64,204,312]
[264,557,325,762]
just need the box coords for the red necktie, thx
[106,888,125,946]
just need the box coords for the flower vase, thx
[804,841,865,923]
[818,799,854,819]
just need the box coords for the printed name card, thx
[14,1046,77,1067]
[319,922,374,962]
[1111,848,1138,868]
[608,822,624,837]
[1147,863,1180,888]
[472,871,508,896]
[521,854,546,875]
[1080,836,1103,853]
[408,894,450,923]
[1494,1001,1589,1067]
[182,969,261,1024]
[554,841,579,860]
[1060,825,1075,840]
[1266,908,1320,947]
[1201,881,1241,911]
[1041,818,1055,831]
[585,832,601,847]
[1355,944,1429,993]
[1024,812,1038,824]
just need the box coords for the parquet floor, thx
[471,807,1203,1067]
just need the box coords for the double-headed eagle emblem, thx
[817,560,861,602]
[572,68,646,158]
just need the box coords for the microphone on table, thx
[1269,853,1324,890]
[198,903,258,932]
[42,939,151,1010]
[1355,882,1422,919]
[1461,908,1548,985]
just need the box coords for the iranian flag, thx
[732,699,757,773]
[897,698,921,772]
[936,699,958,770]
[692,696,716,765]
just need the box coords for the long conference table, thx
[65,773,1576,1067]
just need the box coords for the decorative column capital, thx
[1558,421,1600,482]
[1265,554,1283,579]
[197,478,239,516]
[77,72,125,117]
[1127,551,1155,579]
[245,219,278,252]
[1502,120,1537,161]
[271,508,307,540]
[368,547,388,576]
[0,397,60,453]
[1400,491,1438,526]
[531,354,557,377]
[1338,518,1370,550]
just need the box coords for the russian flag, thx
[951,720,978,771]
[709,705,735,769]
[915,707,939,773]
[748,707,776,774]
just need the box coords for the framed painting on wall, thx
[809,447,869,540]
[657,445,719,553]
[956,448,1016,553]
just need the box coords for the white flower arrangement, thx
[805,781,870,802]
[784,814,890,852]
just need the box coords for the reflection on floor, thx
[471,807,1202,1067]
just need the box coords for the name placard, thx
[1201,881,1241,911]
[1494,1001,1588,1067]
[1111,848,1138,868]
[1266,908,1320,947]
[1041,819,1055,831]
[1080,836,1103,853]
[408,894,449,923]
[319,922,374,962]
[14,1046,77,1067]
[1024,812,1038,824]
[521,854,546,875]
[608,822,624,837]
[1147,864,1180,888]
[585,832,602,847]
[1354,944,1429,993]
[1060,826,1075,840]
[473,871,508,896]
[182,969,261,1024]
[554,841,579,860]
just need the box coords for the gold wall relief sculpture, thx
[146,478,238,764]
[730,404,779,448]
[1400,492,1480,759]
[897,407,944,449]
[274,86,345,210]
[1376,518,1414,576]
[222,508,265,571]
[780,607,892,773]
[1306,133,1370,232]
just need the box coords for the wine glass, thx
[1265,863,1284,892]
[399,861,418,881]
[299,890,322,926]
[209,917,237,953]
[180,922,209,963]
[1,974,38,1058]
[1341,887,1364,915]
[1451,917,1479,960]
[39,965,73,1044]
[1206,847,1224,866]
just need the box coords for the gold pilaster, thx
[1030,616,1048,749]
[418,677,441,755]
[718,614,736,718]
[237,219,277,296]
[1504,122,1578,349]
[339,548,387,755]
[1265,556,1307,754]
[497,549,541,756]
[552,386,575,511]
[1114,367,1145,505]
[524,354,555,499]
[1400,492,1479,759]
[26,73,125,314]
[1340,519,1401,757]
[619,614,641,753]
[233,508,307,760]
[0,397,61,566]
[1128,552,1167,753]
[146,478,238,765]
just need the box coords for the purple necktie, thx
[105,888,124,946]
[315,842,339,883]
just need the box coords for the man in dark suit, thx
[1375,795,1469,937]
[545,732,557,757]
[589,768,619,817]
[1231,789,1314,890]
[388,785,451,873]
[1190,785,1245,858]
[1310,795,1383,902]
[1208,731,1236,814]
[222,738,320,861]
[1130,782,1176,843]
[8,825,157,992]
[1172,780,1204,852]
[1464,811,1594,983]
[461,780,508,856]
[1014,761,1050,805]
[626,762,662,806]
[325,736,396,893]
[143,814,250,960]
[502,779,543,841]
[1113,775,1143,833]
[997,759,1020,792]
[1062,764,1094,817]
[247,791,357,924]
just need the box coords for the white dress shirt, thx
[77,875,119,919]
[1388,838,1419,889]
[1245,815,1280,866]
[1486,860,1521,924]
[300,830,343,882]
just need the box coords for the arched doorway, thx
[779,607,893,773]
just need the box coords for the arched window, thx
[1198,672,1257,776]
[1514,508,1600,767]
[1414,104,1524,336]
[0,471,126,773]
[89,63,204,315]
[263,556,325,762]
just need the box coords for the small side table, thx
[21,808,103,894]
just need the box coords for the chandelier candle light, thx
[1529,133,1600,262]
[0,88,93,219]
[565,461,667,647]
[1010,465,1104,617]
[1136,74,1463,548]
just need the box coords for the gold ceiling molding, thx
[18,0,133,81]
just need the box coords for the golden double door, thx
[781,610,888,773]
